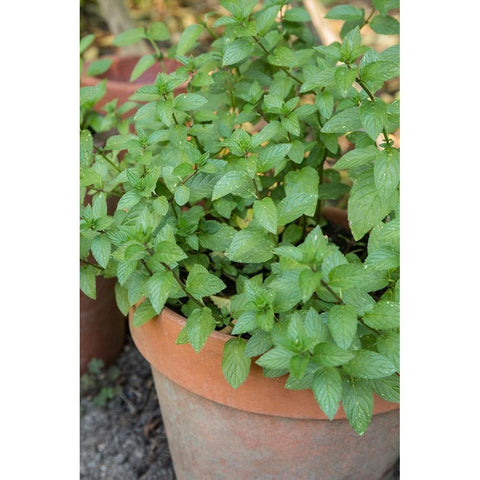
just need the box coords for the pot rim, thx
[129,305,399,421]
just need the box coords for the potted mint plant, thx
[80,1,400,478]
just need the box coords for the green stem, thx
[95,148,121,172]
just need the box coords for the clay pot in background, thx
[81,55,185,111]
[80,276,126,375]
[129,306,399,480]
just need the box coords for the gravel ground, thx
[80,334,399,480]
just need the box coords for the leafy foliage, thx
[80,0,400,435]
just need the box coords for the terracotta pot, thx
[129,306,399,480]
[80,276,126,375]
[81,55,186,111]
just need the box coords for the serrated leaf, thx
[185,264,226,300]
[325,5,364,21]
[313,367,343,419]
[222,337,251,389]
[281,113,301,136]
[245,330,273,358]
[370,15,400,35]
[80,267,96,299]
[377,331,399,370]
[312,343,354,367]
[223,38,254,66]
[256,5,281,35]
[91,235,111,269]
[174,93,208,111]
[335,145,379,170]
[256,345,294,370]
[132,300,156,327]
[316,90,334,119]
[177,24,204,56]
[328,263,388,292]
[153,241,187,264]
[146,271,177,314]
[321,106,362,134]
[212,171,256,200]
[186,307,216,352]
[284,7,311,22]
[374,148,400,202]
[117,260,137,285]
[253,197,278,234]
[226,228,275,263]
[174,185,190,206]
[370,374,399,403]
[231,311,257,335]
[335,65,357,97]
[363,300,399,330]
[342,378,373,435]
[290,355,309,380]
[348,169,396,240]
[360,100,387,140]
[344,350,397,379]
[327,304,357,350]
[130,54,156,81]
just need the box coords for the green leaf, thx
[315,90,334,119]
[253,197,278,234]
[313,367,343,419]
[370,15,400,35]
[256,5,281,35]
[113,28,145,46]
[363,300,399,330]
[185,264,226,300]
[256,346,294,370]
[223,38,254,66]
[174,185,191,206]
[304,308,329,344]
[312,343,355,367]
[256,308,275,332]
[146,21,170,41]
[80,34,95,55]
[321,107,362,134]
[132,300,157,327]
[117,190,141,211]
[377,331,400,371]
[335,65,358,97]
[186,307,216,352]
[373,0,399,16]
[91,235,111,269]
[281,113,301,136]
[359,100,387,140]
[327,304,357,350]
[342,378,373,435]
[364,246,399,271]
[245,330,273,358]
[226,228,275,263]
[325,5,364,21]
[344,350,397,379]
[130,55,156,82]
[174,93,208,111]
[176,24,204,55]
[212,171,256,200]
[222,337,251,389]
[348,169,396,240]
[114,283,130,316]
[153,241,187,264]
[335,145,379,170]
[374,148,400,202]
[231,311,257,335]
[146,271,177,314]
[290,355,309,380]
[117,260,137,285]
[283,7,311,22]
[370,374,400,403]
[80,267,96,299]
[80,129,94,166]
[87,58,113,77]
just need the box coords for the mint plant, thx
[80,0,400,435]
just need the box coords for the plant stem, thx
[95,148,121,172]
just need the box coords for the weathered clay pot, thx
[129,306,399,480]
[80,276,126,374]
[81,55,185,111]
